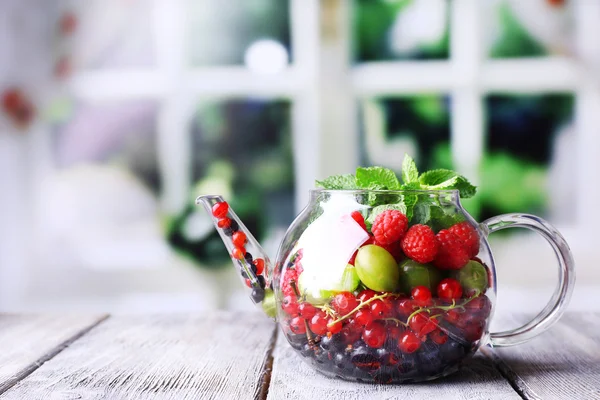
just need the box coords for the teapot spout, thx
[196,195,276,319]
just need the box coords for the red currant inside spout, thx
[212,201,229,218]
[217,217,231,228]
[232,246,246,260]
[253,258,265,275]
[232,231,247,247]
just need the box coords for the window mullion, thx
[450,0,483,185]
[154,0,189,215]
[290,0,320,211]
[574,0,600,230]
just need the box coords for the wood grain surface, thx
[1,313,276,400]
[0,312,598,399]
[0,314,107,395]
[492,312,600,400]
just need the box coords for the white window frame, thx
[1,0,598,307]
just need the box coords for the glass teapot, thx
[197,189,574,384]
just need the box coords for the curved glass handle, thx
[481,213,575,347]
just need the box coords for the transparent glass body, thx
[198,189,575,384]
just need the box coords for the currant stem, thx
[329,293,396,325]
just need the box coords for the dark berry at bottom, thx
[257,275,266,289]
[245,252,253,263]
[251,287,265,303]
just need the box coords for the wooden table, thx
[0,312,598,399]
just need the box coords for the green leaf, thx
[401,154,419,184]
[411,201,431,225]
[315,174,357,190]
[419,169,477,198]
[356,167,401,190]
[366,202,407,227]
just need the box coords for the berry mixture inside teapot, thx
[197,155,574,384]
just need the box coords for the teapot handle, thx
[480,213,575,347]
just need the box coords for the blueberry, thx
[417,342,443,375]
[250,263,258,274]
[300,343,314,358]
[320,335,345,352]
[372,367,394,384]
[333,352,352,370]
[287,333,308,350]
[251,287,265,303]
[245,252,253,263]
[257,275,266,289]
[376,348,400,366]
[314,348,332,365]
[440,339,467,363]
[224,220,239,236]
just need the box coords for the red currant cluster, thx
[212,201,267,303]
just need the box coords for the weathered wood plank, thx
[1,313,276,400]
[492,312,600,400]
[0,314,107,394]
[267,334,520,400]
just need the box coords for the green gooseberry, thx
[354,245,399,292]
[452,260,489,294]
[399,259,443,293]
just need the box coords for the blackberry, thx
[251,287,265,303]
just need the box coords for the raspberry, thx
[371,210,408,245]
[434,229,470,270]
[281,268,299,297]
[351,211,367,231]
[449,221,480,258]
[401,224,438,263]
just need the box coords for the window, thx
[1,0,598,310]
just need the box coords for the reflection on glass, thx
[188,0,291,66]
[353,0,450,62]
[167,99,295,268]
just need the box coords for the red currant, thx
[398,331,421,353]
[464,321,485,342]
[340,326,361,344]
[370,299,393,319]
[217,217,231,228]
[348,250,358,265]
[358,289,378,302]
[411,286,432,306]
[395,298,416,319]
[445,308,462,324]
[351,211,367,231]
[327,319,343,334]
[309,312,329,335]
[408,313,438,337]
[289,317,306,334]
[362,322,387,349]
[232,231,247,247]
[232,246,246,260]
[253,258,265,275]
[437,278,463,302]
[354,309,373,327]
[244,278,252,288]
[2,89,22,112]
[430,329,448,345]
[282,296,299,316]
[387,325,404,343]
[298,302,317,319]
[332,292,359,315]
[211,201,229,218]
[464,295,492,318]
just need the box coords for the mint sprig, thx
[315,155,476,198]
[314,155,477,223]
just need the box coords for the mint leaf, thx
[412,201,431,225]
[315,174,357,190]
[419,169,477,198]
[401,154,419,184]
[356,167,401,190]
[366,202,407,228]
[454,177,477,198]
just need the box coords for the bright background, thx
[0,0,597,314]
